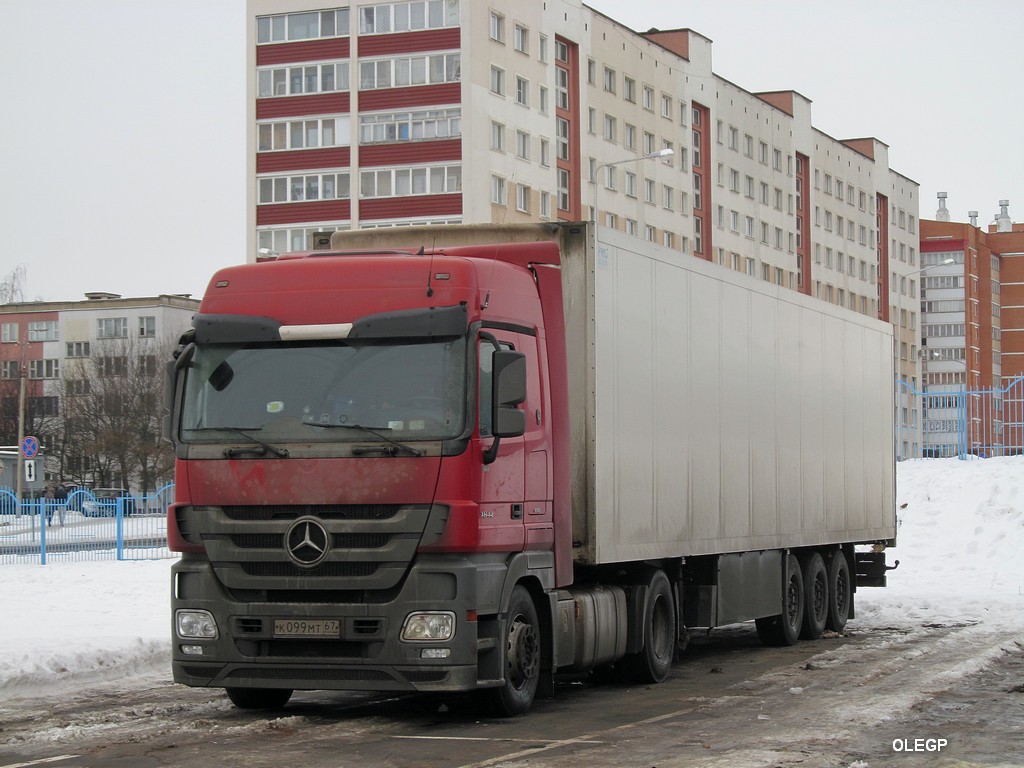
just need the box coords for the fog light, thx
[420,648,451,659]
[181,644,205,656]
[176,609,219,639]
[401,612,455,641]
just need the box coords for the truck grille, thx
[192,503,436,593]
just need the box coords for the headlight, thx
[176,609,219,639]
[401,612,455,641]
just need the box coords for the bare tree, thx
[0,265,26,305]
[52,337,175,492]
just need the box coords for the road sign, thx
[21,435,40,459]
[25,459,35,483]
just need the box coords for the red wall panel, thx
[359,139,460,167]
[357,28,460,56]
[257,38,351,66]
[257,147,351,174]
[257,200,351,225]
[257,93,350,120]
[360,194,462,220]
[358,83,460,111]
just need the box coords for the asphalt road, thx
[2,618,1020,767]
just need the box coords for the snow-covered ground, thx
[1,457,1022,701]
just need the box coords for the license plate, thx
[273,619,341,638]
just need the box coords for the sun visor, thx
[192,313,282,344]
[349,303,468,340]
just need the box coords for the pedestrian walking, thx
[43,485,56,526]
[55,483,69,526]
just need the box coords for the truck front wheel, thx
[486,584,540,717]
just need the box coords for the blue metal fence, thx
[0,485,175,565]
[896,375,1024,460]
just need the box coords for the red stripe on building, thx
[357,28,460,56]
[920,239,965,252]
[257,200,351,225]
[358,83,460,111]
[256,38,351,66]
[359,139,460,167]
[360,194,462,220]
[257,147,351,174]
[256,93,351,120]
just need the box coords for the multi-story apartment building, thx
[245,1,918,370]
[916,198,1024,457]
[0,293,200,489]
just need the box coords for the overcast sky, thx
[2,0,1021,303]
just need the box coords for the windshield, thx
[180,338,467,443]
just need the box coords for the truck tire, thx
[825,549,852,632]
[799,552,828,640]
[486,584,540,717]
[755,553,804,647]
[225,687,293,710]
[623,569,676,684]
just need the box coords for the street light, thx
[893,257,955,460]
[592,148,674,228]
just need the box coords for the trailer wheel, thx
[624,569,676,684]
[799,552,828,640]
[755,553,804,647]
[825,549,852,632]
[486,584,540,717]
[225,687,293,710]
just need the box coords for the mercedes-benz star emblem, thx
[285,516,330,568]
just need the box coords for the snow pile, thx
[0,457,1021,699]
[856,456,1024,633]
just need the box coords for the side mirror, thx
[491,350,526,438]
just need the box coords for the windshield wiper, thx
[303,422,423,457]
[191,426,289,458]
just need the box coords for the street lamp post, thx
[592,148,674,229]
[894,257,955,460]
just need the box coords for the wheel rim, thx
[813,572,827,618]
[835,566,849,612]
[506,615,539,690]
[786,575,801,625]
[651,594,672,661]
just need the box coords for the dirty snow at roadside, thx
[1,457,1022,700]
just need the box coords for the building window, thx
[515,130,530,160]
[489,11,504,42]
[258,8,350,44]
[66,341,91,357]
[139,316,156,338]
[661,94,672,118]
[360,164,462,197]
[1,323,16,343]
[540,191,551,219]
[29,359,60,380]
[28,321,58,342]
[507,75,527,107]
[257,62,350,99]
[489,65,505,95]
[258,117,344,151]
[491,175,507,205]
[516,184,531,213]
[29,396,59,418]
[513,23,528,53]
[360,53,460,90]
[557,168,570,211]
[490,121,505,151]
[1,360,18,379]
[359,108,461,144]
[623,76,636,103]
[98,356,127,377]
[357,2,457,34]
[624,123,636,150]
[603,114,616,142]
[258,172,351,203]
[643,85,654,111]
[96,318,127,339]
[602,66,616,94]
